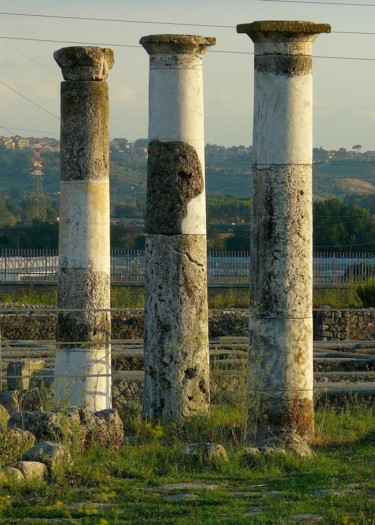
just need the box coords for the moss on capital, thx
[140,34,216,55]
[54,46,114,81]
[237,20,331,41]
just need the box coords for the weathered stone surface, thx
[209,310,249,338]
[19,387,44,411]
[315,308,375,341]
[0,467,24,482]
[54,46,114,81]
[254,433,314,458]
[7,359,45,390]
[14,461,48,481]
[8,410,79,443]
[55,47,112,412]
[246,25,317,441]
[287,515,325,522]
[251,165,312,319]
[0,388,43,413]
[146,140,204,235]
[60,83,109,181]
[6,308,372,341]
[0,312,56,340]
[247,390,314,441]
[144,234,209,419]
[111,312,144,339]
[55,270,112,407]
[30,369,55,390]
[140,34,216,56]
[23,441,73,476]
[164,493,199,501]
[0,428,36,464]
[248,317,313,392]
[237,21,331,38]
[242,447,261,458]
[0,404,10,426]
[8,408,123,450]
[57,270,110,321]
[178,443,229,462]
[112,372,143,409]
[88,408,124,449]
[156,482,219,491]
[255,55,312,76]
[248,315,314,439]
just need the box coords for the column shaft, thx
[141,35,215,419]
[237,21,330,440]
[54,47,114,411]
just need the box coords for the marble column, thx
[54,46,114,411]
[140,34,215,419]
[237,21,330,440]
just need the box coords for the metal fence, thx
[0,249,374,285]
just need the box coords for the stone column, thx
[140,34,215,419]
[237,21,330,441]
[54,47,114,412]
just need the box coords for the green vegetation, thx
[313,199,375,254]
[1,144,375,253]
[208,288,249,309]
[313,287,362,309]
[356,280,375,308]
[0,287,57,306]
[0,285,369,310]
[0,404,373,524]
[111,286,145,309]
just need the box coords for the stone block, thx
[14,461,48,481]
[7,359,45,390]
[23,441,72,477]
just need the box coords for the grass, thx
[313,287,362,309]
[356,280,375,308]
[0,287,57,307]
[0,404,374,525]
[0,285,367,309]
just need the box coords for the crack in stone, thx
[169,243,204,268]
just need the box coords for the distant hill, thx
[0,142,374,216]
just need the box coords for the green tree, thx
[313,199,375,253]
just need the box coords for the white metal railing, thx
[0,249,374,285]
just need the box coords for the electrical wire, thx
[0,127,59,135]
[1,10,375,39]
[2,35,375,62]
[259,0,375,6]
[0,11,234,28]
[0,80,59,120]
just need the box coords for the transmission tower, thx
[28,143,47,221]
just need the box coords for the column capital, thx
[54,46,114,81]
[140,34,215,56]
[237,20,331,43]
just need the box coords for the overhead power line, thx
[259,0,375,6]
[1,11,375,37]
[2,36,375,63]
[0,11,234,27]
[0,124,16,135]
[0,80,59,120]
[0,36,140,49]
[0,126,59,135]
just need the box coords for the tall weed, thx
[356,279,375,308]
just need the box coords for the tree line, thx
[0,198,373,253]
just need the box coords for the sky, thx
[1,0,375,151]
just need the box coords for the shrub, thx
[356,279,375,307]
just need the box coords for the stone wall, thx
[313,308,375,341]
[0,308,374,341]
